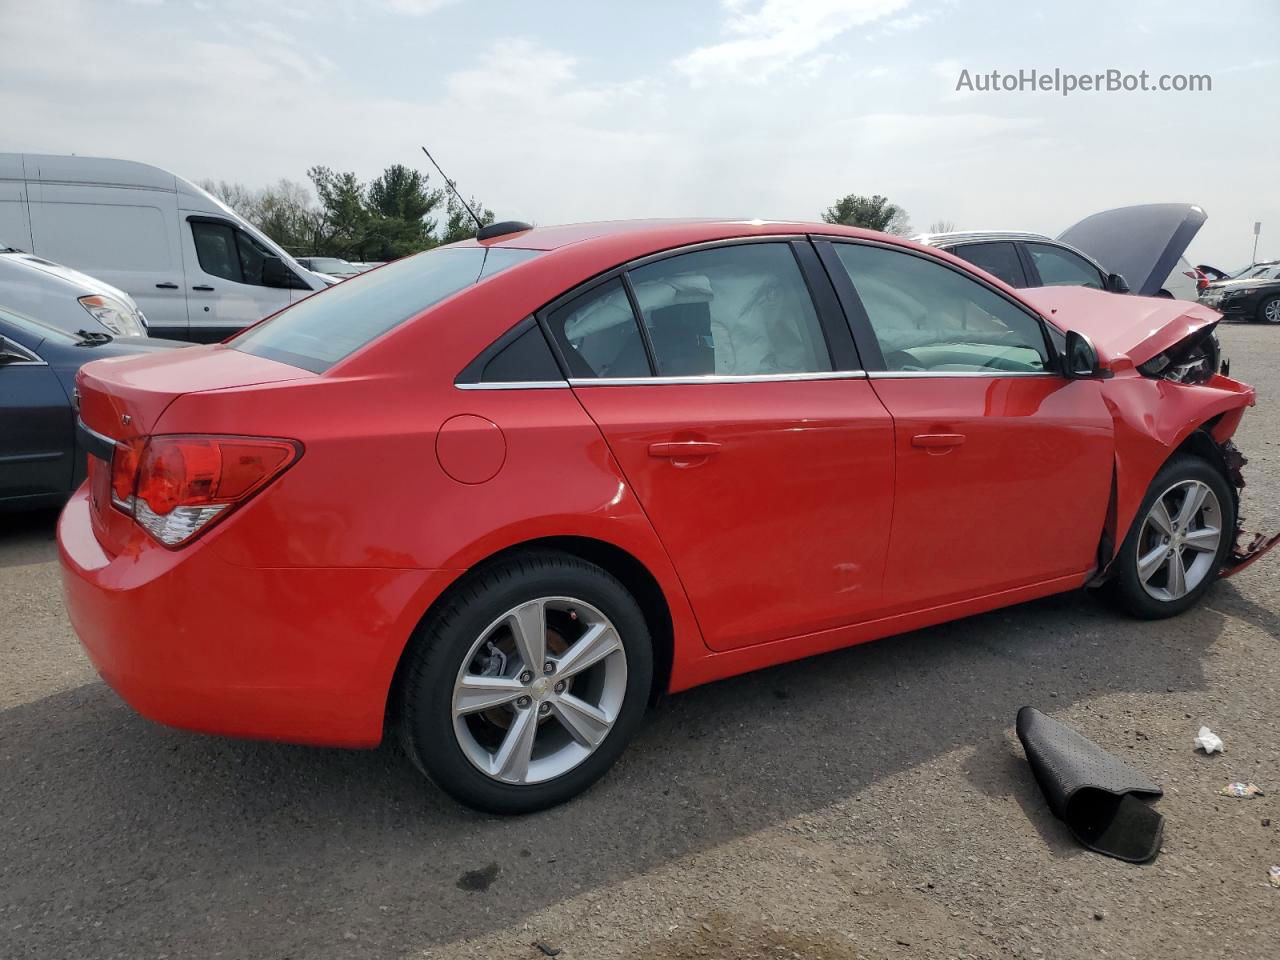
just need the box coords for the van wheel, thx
[398,551,652,814]
[1104,455,1234,619]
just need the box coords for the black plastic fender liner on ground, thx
[1016,706,1164,863]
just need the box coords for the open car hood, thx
[1020,285,1220,367]
[1058,204,1206,297]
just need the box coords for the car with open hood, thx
[920,203,1208,302]
[58,218,1277,814]
[1199,261,1280,323]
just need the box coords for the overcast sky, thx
[3,0,1277,267]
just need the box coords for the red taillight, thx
[109,435,300,547]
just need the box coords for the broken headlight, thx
[1139,327,1221,385]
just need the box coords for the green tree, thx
[821,194,912,235]
[307,166,370,257]
[439,195,495,245]
[365,163,444,258]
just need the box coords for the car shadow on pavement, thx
[0,585,1226,959]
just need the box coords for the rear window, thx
[232,246,540,372]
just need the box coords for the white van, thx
[0,153,333,342]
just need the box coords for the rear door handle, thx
[155,282,179,289]
[648,441,721,458]
[192,285,215,292]
[911,433,966,449]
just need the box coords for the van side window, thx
[191,221,242,282]
[189,219,279,287]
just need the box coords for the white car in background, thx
[295,256,364,279]
[0,244,148,337]
[916,204,1207,301]
[0,153,334,342]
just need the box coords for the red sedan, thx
[59,219,1277,813]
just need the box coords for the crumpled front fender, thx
[1100,372,1276,575]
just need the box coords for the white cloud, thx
[675,0,913,84]
[380,0,459,15]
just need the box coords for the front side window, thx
[1026,243,1105,289]
[627,243,830,376]
[234,245,540,373]
[950,241,1026,288]
[191,219,295,287]
[191,220,240,282]
[831,243,1050,374]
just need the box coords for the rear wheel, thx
[398,552,652,814]
[1259,294,1280,324]
[1105,455,1233,619]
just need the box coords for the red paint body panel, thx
[1100,373,1256,557]
[572,378,895,650]
[56,219,1272,749]
[869,376,1114,609]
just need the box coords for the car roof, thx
[913,230,1054,246]
[456,218,906,255]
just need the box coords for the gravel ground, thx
[1,322,1278,960]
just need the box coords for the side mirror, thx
[1064,330,1102,378]
[1105,272,1130,294]
[262,256,301,289]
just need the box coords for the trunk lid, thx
[75,344,315,555]
[1020,285,1220,367]
[1058,203,1206,297]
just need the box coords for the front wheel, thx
[1104,455,1234,619]
[1259,294,1280,324]
[398,552,653,814]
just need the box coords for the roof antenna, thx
[421,146,483,232]
[420,146,532,242]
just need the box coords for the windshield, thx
[232,245,540,373]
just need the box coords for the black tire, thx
[398,551,653,814]
[1258,294,1280,325]
[1104,454,1234,619]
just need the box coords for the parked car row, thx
[1198,260,1280,324]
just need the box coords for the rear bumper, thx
[57,488,454,747]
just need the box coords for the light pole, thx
[1253,221,1261,267]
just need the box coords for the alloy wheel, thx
[1135,479,1222,601]
[1264,298,1280,323]
[451,597,628,785]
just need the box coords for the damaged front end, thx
[1218,440,1280,577]
[1130,320,1279,577]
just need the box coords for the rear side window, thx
[1026,243,1105,289]
[233,246,540,373]
[950,241,1027,287]
[544,278,651,378]
[628,243,830,376]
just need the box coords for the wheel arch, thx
[385,535,680,732]
[1098,413,1237,580]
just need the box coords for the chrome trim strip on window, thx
[866,370,1057,379]
[454,380,570,391]
[568,370,868,387]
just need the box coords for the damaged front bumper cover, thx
[1219,440,1280,577]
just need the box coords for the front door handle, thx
[648,441,721,459]
[192,285,215,292]
[155,282,179,289]
[911,433,966,449]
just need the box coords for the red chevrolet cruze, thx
[60,219,1276,813]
